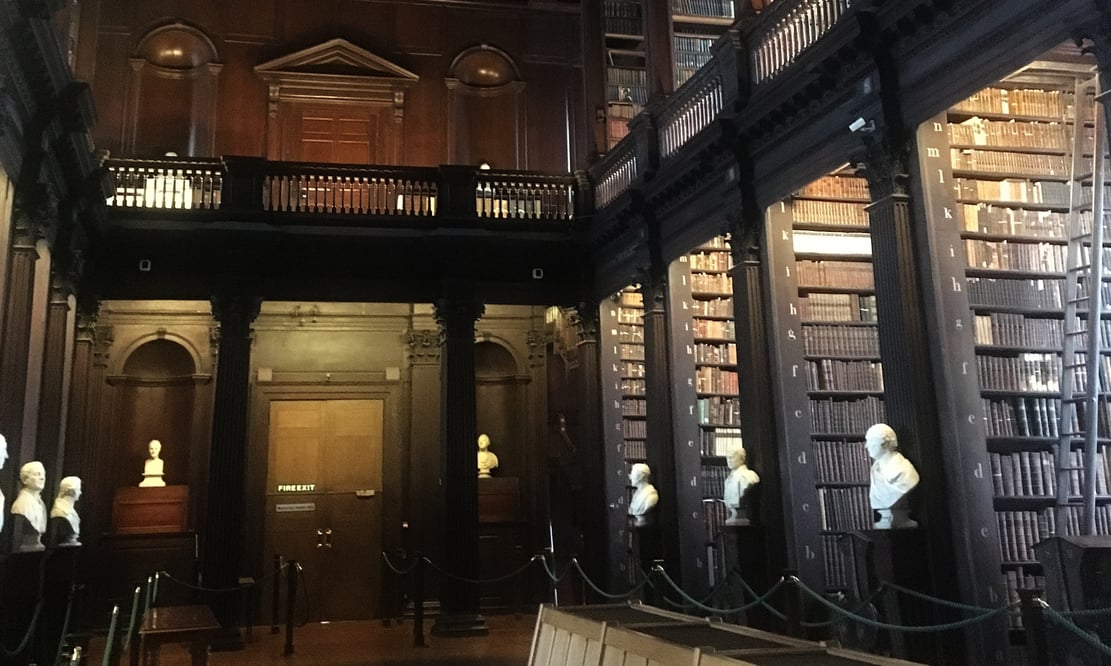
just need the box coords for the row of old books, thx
[689,250,731,271]
[604,0,642,36]
[671,0,735,18]
[964,239,1067,273]
[619,342,645,360]
[817,486,872,531]
[622,419,647,438]
[951,148,1069,176]
[694,342,737,365]
[802,324,881,357]
[616,322,644,342]
[809,396,886,434]
[796,175,870,201]
[692,272,733,294]
[691,297,733,317]
[701,464,730,499]
[806,359,884,393]
[624,439,647,460]
[974,353,1060,392]
[990,448,1111,498]
[959,203,1068,238]
[694,318,735,340]
[697,396,741,426]
[696,367,739,394]
[981,396,1060,438]
[620,360,645,378]
[953,177,1070,207]
[796,260,875,289]
[814,439,871,485]
[621,398,647,416]
[948,118,1068,150]
[792,199,869,226]
[973,312,1064,348]
[950,87,1073,119]
[967,276,1065,309]
[621,378,646,396]
[700,427,742,457]
[800,293,877,323]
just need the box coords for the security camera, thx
[849,117,875,133]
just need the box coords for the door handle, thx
[316,528,324,548]
[324,528,333,549]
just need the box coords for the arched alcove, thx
[126,22,222,156]
[475,340,524,477]
[445,44,526,168]
[111,338,200,499]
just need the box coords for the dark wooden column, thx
[572,303,608,587]
[203,294,260,645]
[727,220,788,596]
[36,272,75,482]
[641,0,675,102]
[430,292,487,637]
[404,328,442,603]
[63,297,111,538]
[0,184,54,489]
[640,271,685,587]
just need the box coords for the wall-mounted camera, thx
[849,117,876,133]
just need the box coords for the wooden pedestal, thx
[112,485,190,535]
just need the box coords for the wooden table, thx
[137,605,220,665]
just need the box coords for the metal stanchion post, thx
[783,569,803,638]
[1018,589,1049,666]
[271,555,281,635]
[284,560,298,656]
[412,552,426,647]
[101,605,119,666]
[545,549,558,606]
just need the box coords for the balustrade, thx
[474,173,575,221]
[262,167,438,216]
[750,0,855,84]
[106,158,223,210]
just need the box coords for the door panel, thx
[283,104,387,164]
[264,399,384,621]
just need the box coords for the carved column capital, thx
[210,295,262,357]
[12,180,59,247]
[433,296,485,339]
[406,328,443,365]
[526,329,552,368]
[855,130,912,202]
[574,304,600,345]
[636,268,668,315]
[92,324,114,368]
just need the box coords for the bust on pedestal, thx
[627,463,658,528]
[723,447,760,526]
[865,423,920,529]
[49,476,82,547]
[476,434,499,478]
[11,461,48,552]
[140,439,166,487]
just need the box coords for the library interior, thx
[2,0,1111,664]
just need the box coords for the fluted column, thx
[64,297,111,537]
[573,304,608,587]
[0,184,54,480]
[430,291,487,637]
[36,272,76,482]
[203,294,261,642]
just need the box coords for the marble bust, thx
[49,476,82,547]
[723,447,760,525]
[627,463,659,527]
[477,434,499,478]
[11,461,47,552]
[866,423,921,529]
[140,439,166,487]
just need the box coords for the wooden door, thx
[265,399,384,621]
[280,103,392,164]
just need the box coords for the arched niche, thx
[475,339,527,477]
[445,44,527,169]
[125,22,222,156]
[107,337,210,521]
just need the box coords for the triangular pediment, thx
[255,38,418,84]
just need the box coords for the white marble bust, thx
[477,434,499,478]
[866,423,921,529]
[627,463,659,527]
[723,447,760,525]
[11,461,47,552]
[140,439,166,487]
[49,476,82,547]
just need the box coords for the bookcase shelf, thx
[941,62,1111,642]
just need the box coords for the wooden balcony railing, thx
[104,157,580,225]
[749,0,856,84]
[593,136,640,210]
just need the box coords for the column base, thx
[430,612,488,637]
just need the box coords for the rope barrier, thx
[155,570,259,594]
[1044,606,1111,658]
[569,558,647,600]
[883,581,1003,614]
[731,570,788,621]
[794,577,1016,633]
[1058,605,1111,618]
[651,566,786,615]
[421,554,542,585]
[799,584,888,629]
[0,598,44,658]
[381,551,421,576]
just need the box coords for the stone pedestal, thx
[722,524,769,627]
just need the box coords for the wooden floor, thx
[84,613,537,665]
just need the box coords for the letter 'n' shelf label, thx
[276,503,315,513]
[277,483,316,492]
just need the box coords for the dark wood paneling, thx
[135,75,194,156]
[393,3,443,54]
[216,43,268,157]
[220,0,276,42]
[90,31,131,154]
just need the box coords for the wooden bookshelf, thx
[936,58,1111,642]
[599,286,649,589]
[790,172,884,589]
